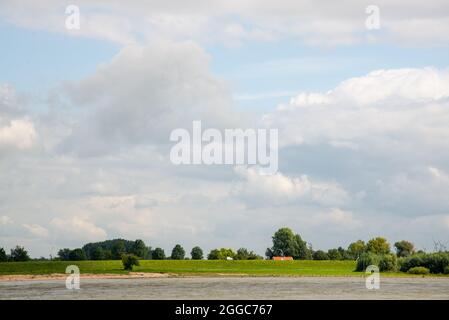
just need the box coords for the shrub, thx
[355,253,397,272]
[407,267,430,275]
[378,254,398,272]
[400,252,449,274]
[444,266,449,275]
[122,254,140,271]
[313,250,329,260]
[355,253,380,271]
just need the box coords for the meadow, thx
[0,259,429,277]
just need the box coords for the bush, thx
[444,266,449,275]
[355,253,380,271]
[407,267,430,275]
[378,254,398,272]
[122,254,140,271]
[355,253,397,272]
[313,250,329,260]
[400,252,449,274]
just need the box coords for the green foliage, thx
[57,248,71,261]
[235,248,262,260]
[378,254,398,272]
[0,248,7,262]
[122,254,140,271]
[10,246,30,262]
[366,237,390,255]
[407,267,430,275]
[131,240,149,259]
[91,247,105,260]
[400,252,449,274]
[348,240,366,259]
[327,249,342,260]
[152,247,166,260]
[69,248,86,261]
[269,227,311,260]
[171,244,185,260]
[445,266,449,275]
[207,248,236,260]
[313,250,329,260]
[355,252,397,272]
[190,246,203,260]
[394,240,415,257]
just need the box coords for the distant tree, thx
[131,240,149,259]
[348,240,366,259]
[327,249,342,260]
[269,227,311,259]
[394,241,415,257]
[152,247,166,260]
[265,248,274,260]
[58,248,71,261]
[207,248,236,260]
[103,249,113,260]
[337,247,351,260]
[366,237,390,255]
[191,246,204,260]
[91,247,105,260]
[312,250,329,260]
[122,254,140,271]
[171,244,185,260]
[235,248,262,260]
[111,240,126,260]
[69,248,86,261]
[0,247,7,262]
[10,246,30,262]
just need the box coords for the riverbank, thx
[1,260,448,280]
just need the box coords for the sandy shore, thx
[0,272,171,282]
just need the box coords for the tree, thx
[207,248,236,260]
[191,246,204,260]
[0,247,7,262]
[394,240,415,257]
[348,240,366,259]
[269,227,311,260]
[91,247,105,260]
[235,248,262,260]
[313,250,329,260]
[10,246,30,262]
[152,247,166,260]
[111,240,126,260]
[366,237,390,255]
[131,239,148,259]
[327,249,342,260]
[171,244,185,260]
[58,248,71,261]
[122,254,140,271]
[69,248,86,261]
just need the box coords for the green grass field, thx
[0,259,431,277]
[0,260,359,276]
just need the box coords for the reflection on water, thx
[1,277,449,300]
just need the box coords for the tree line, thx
[1,227,448,275]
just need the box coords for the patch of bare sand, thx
[0,272,171,282]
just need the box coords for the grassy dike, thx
[0,259,425,277]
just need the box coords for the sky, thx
[1,0,449,258]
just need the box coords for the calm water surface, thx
[1,277,449,300]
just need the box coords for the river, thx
[1,276,449,299]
